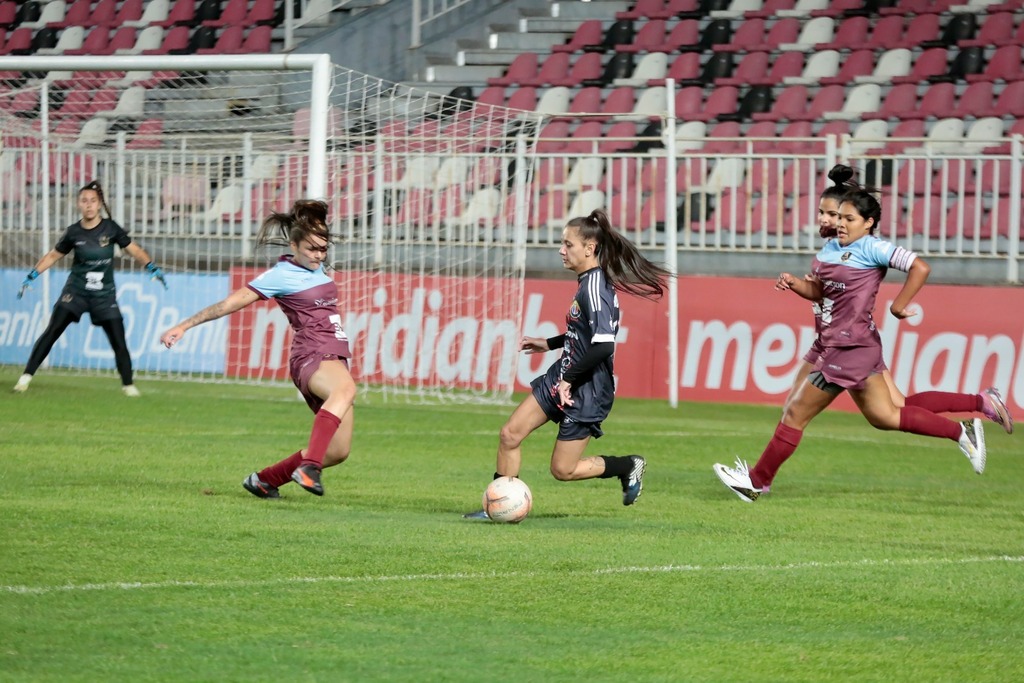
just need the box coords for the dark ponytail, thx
[565,208,671,300]
[820,164,858,203]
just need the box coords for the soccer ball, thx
[482,476,533,523]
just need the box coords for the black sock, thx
[493,472,503,480]
[598,456,633,479]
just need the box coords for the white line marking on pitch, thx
[3,555,1022,596]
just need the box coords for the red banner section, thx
[226,269,1024,413]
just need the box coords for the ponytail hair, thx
[80,180,112,219]
[820,164,859,203]
[256,199,330,248]
[565,208,671,300]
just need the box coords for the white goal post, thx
[0,54,538,404]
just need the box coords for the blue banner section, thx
[1,268,230,374]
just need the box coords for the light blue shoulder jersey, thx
[811,235,917,348]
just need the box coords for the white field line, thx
[3,555,1022,597]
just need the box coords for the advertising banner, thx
[3,267,1022,412]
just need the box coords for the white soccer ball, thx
[482,476,533,524]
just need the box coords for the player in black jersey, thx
[13,181,167,396]
[465,209,671,518]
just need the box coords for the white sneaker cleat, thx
[712,457,762,503]
[12,374,32,393]
[958,418,986,474]
[980,387,1013,435]
[122,385,141,397]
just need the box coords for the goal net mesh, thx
[0,62,539,404]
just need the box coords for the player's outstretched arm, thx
[161,287,260,348]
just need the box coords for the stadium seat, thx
[616,18,665,53]
[819,49,874,86]
[674,119,707,152]
[488,52,538,87]
[779,16,833,51]
[905,82,955,120]
[601,121,639,153]
[819,16,870,50]
[197,25,244,54]
[617,0,667,20]
[960,116,1004,153]
[855,14,903,50]
[565,121,604,152]
[649,52,700,87]
[933,12,977,48]
[2,27,33,54]
[124,0,168,27]
[702,120,743,153]
[154,0,194,28]
[862,82,916,121]
[163,174,210,217]
[966,45,1023,83]
[564,157,604,192]
[685,85,735,122]
[521,52,569,87]
[565,86,603,118]
[698,18,732,51]
[922,117,967,153]
[142,24,186,54]
[552,52,602,87]
[935,46,985,83]
[745,0,795,18]
[657,19,699,52]
[983,80,1024,118]
[793,84,844,122]
[125,117,164,149]
[785,49,839,86]
[892,47,947,84]
[47,0,90,29]
[505,86,536,113]
[897,13,941,49]
[63,26,112,55]
[951,81,995,119]
[980,195,1021,239]
[713,16,764,52]
[856,48,912,85]
[36,25,84,54]
[596,86,635,122]
[203,0,248,27]
[19,0,64,30]
[534,86,570,117]
[904,194,944,237]
[745,16,799,52]
[240,25,272,52]
[882,119,924,154]
[109,85,145,119]
[615,51,668,87]
[673,85,704,119]
[552,19,603,53]
[583,52,634,88]
[608,189,642,231]
[716,50,769,87]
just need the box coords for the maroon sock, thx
[750,423,803,489]
[259,451,302,488]
[904,391,982,414]
[301,409,342,468]
[898,406,962,441]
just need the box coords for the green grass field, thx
[2,371,1023,682]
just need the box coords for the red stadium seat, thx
[751,84,807,123]
[616,19,666,53]
[552,52,602,87]
[819,49,874,86]
[552,20,603,54]
[960,12,1015,48]
[717,51,769,87]
[862,83,917,121]
[155,0,196,28]
[904,82,955,120]
[657,19,699,52]
[521,52,569,87]
[966,45,1023,83]
[951,81,995,119]
[487,52,538,87]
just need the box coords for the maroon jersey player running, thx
[161,200,355,499]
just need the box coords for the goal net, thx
[0,55,539,404]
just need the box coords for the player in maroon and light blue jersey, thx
[464,209,672,519]
[714,179,1012,503]
[161,200,355,499]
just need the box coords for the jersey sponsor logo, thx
[314,297,339,307]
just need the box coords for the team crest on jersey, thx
[99,235,110,247]
[568,300,581,320]
[841,251,851,261]
[61,293,73,303]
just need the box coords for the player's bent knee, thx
[549,464,574,481]
[499,423,524,450]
